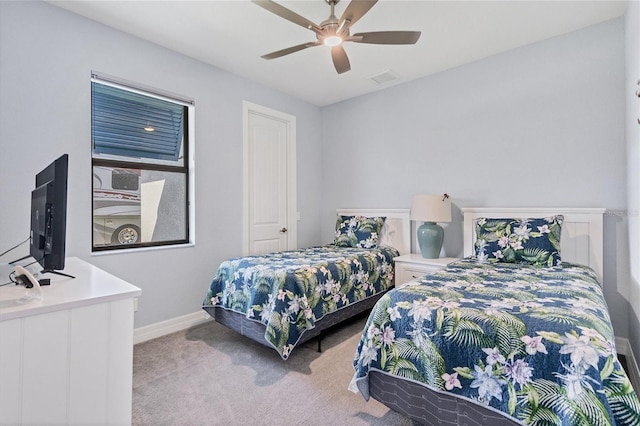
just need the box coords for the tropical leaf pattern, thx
[352,258,640,425]
[475,216,563,267]
[203,245,398,359]
[334,215,386,248]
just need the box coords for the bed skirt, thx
[203,290,388,353]
[368,370,521,426]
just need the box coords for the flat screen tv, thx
[29,154,69,274]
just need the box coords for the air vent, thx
[369,70,400,85]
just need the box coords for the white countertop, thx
[0,257,141,322]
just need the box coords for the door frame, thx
[242,101,297,255]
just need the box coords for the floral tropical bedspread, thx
[352,258,640,425]
[202,245,398,359]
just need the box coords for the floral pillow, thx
[334,215,386,249]
[474,216,563,266]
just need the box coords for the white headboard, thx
[461,208,605,281]
[336,209,411,255]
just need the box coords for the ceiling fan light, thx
[324,35,342,46]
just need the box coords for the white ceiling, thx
[48,0,627,106]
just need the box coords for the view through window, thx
[91,75,193,251]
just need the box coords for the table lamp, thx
[410,194,452,258]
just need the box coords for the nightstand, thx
[394,254,460,285]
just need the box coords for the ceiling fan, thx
[252,0,421,74]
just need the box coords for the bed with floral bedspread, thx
[202,244,398,359]
[351,257,640,425]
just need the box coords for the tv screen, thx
[29,154,68,273]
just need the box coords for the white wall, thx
[321,18,632,338]
[626,0,640,359]
[0,1,323,328]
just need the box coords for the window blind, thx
[91,82,185,161]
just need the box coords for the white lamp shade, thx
[410,194,452,223]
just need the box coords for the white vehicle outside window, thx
[93,167,141,245]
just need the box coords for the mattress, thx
[202,244,398,359]
[351,258,640,425]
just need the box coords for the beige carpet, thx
[132,313,412,426]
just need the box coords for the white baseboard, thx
[616,336,640,392]
[134,310,211,344]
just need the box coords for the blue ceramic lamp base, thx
[417,222,444,259]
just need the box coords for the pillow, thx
[474,215,563,266]
[334,215,386,248]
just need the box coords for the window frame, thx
[91,73,194,253]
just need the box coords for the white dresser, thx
[394,254,460,285]
[0,257,141,425]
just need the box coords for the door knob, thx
[280,227,288,233]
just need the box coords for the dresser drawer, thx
[393,255,460,286]
[396,263,443,284]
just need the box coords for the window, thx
[91,74,193,251]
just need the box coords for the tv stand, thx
[7,254,29,264]
[43,269,76,279]
[0,257,141,425]
[7,256,76,279]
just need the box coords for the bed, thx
[202,209,410,359]
[351,207,640,425]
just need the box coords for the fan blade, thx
[338,0,377,32]
[261,42,320,60]
[331,45,351,74]
[252,0,322,34]
[351,31,421,45]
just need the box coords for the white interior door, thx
[243,102,296,255]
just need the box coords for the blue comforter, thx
[203,245,398,359]
[352,258,640,425]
